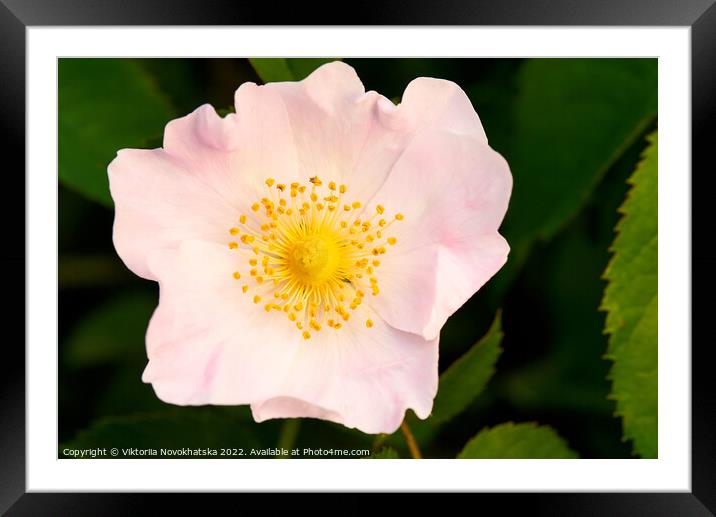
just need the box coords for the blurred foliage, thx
[249,58,340,82]
[61,407,263,458]
[370,447,400,459]
[601,132,658,458]
[58,58,657,459]
[59,59,175,206]
[458,422,578,459]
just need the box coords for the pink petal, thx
[397,76,489,139]
[108,148,237,279]
[249,304,439,434]
[143,240,438,434]
[367,129,512,340]
[142,240,298,404]
[251,62,403,203]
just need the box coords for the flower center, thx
[227,176,403,340]
[287,234,340,285]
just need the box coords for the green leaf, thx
[601,131,658,458]
[458,422,578,459]
[483,59,657,298]
[59,59,174,207]
[430,312,503,425]
[370,447,399,459]
[60,408,263,458]
[249,58,340,83]
[63,291,156,368]
[506,59,657,243]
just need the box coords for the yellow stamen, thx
[226,177,404,337]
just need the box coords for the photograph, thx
[57,57,658,461]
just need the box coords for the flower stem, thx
[400,420,422,459]
[276,419,301,458]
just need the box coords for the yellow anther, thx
[372,260,381,267]
[328,181,336,190]
[232,271,241,279]
[265,178,275,187]
[387,237,397,245]
[352,201,361,209]
[376,205,385,214]
[395,213,404,221]
[302,330,311,340]
[253,295,261,304]
[339,184,347,194]
[366,319,374,328]
[229,242,238,249]
[239,215,247,224]
[249,258,258,266]
[229,227,239,235]
[309,176,322,186]
[276,184,286,192]
[251,203,260,211]
[242,285,249,293]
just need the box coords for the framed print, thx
[1,0,713,513]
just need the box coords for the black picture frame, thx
[2,0,712,513]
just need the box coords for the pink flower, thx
[108,62,512,434]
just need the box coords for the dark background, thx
[58,57,657,459]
